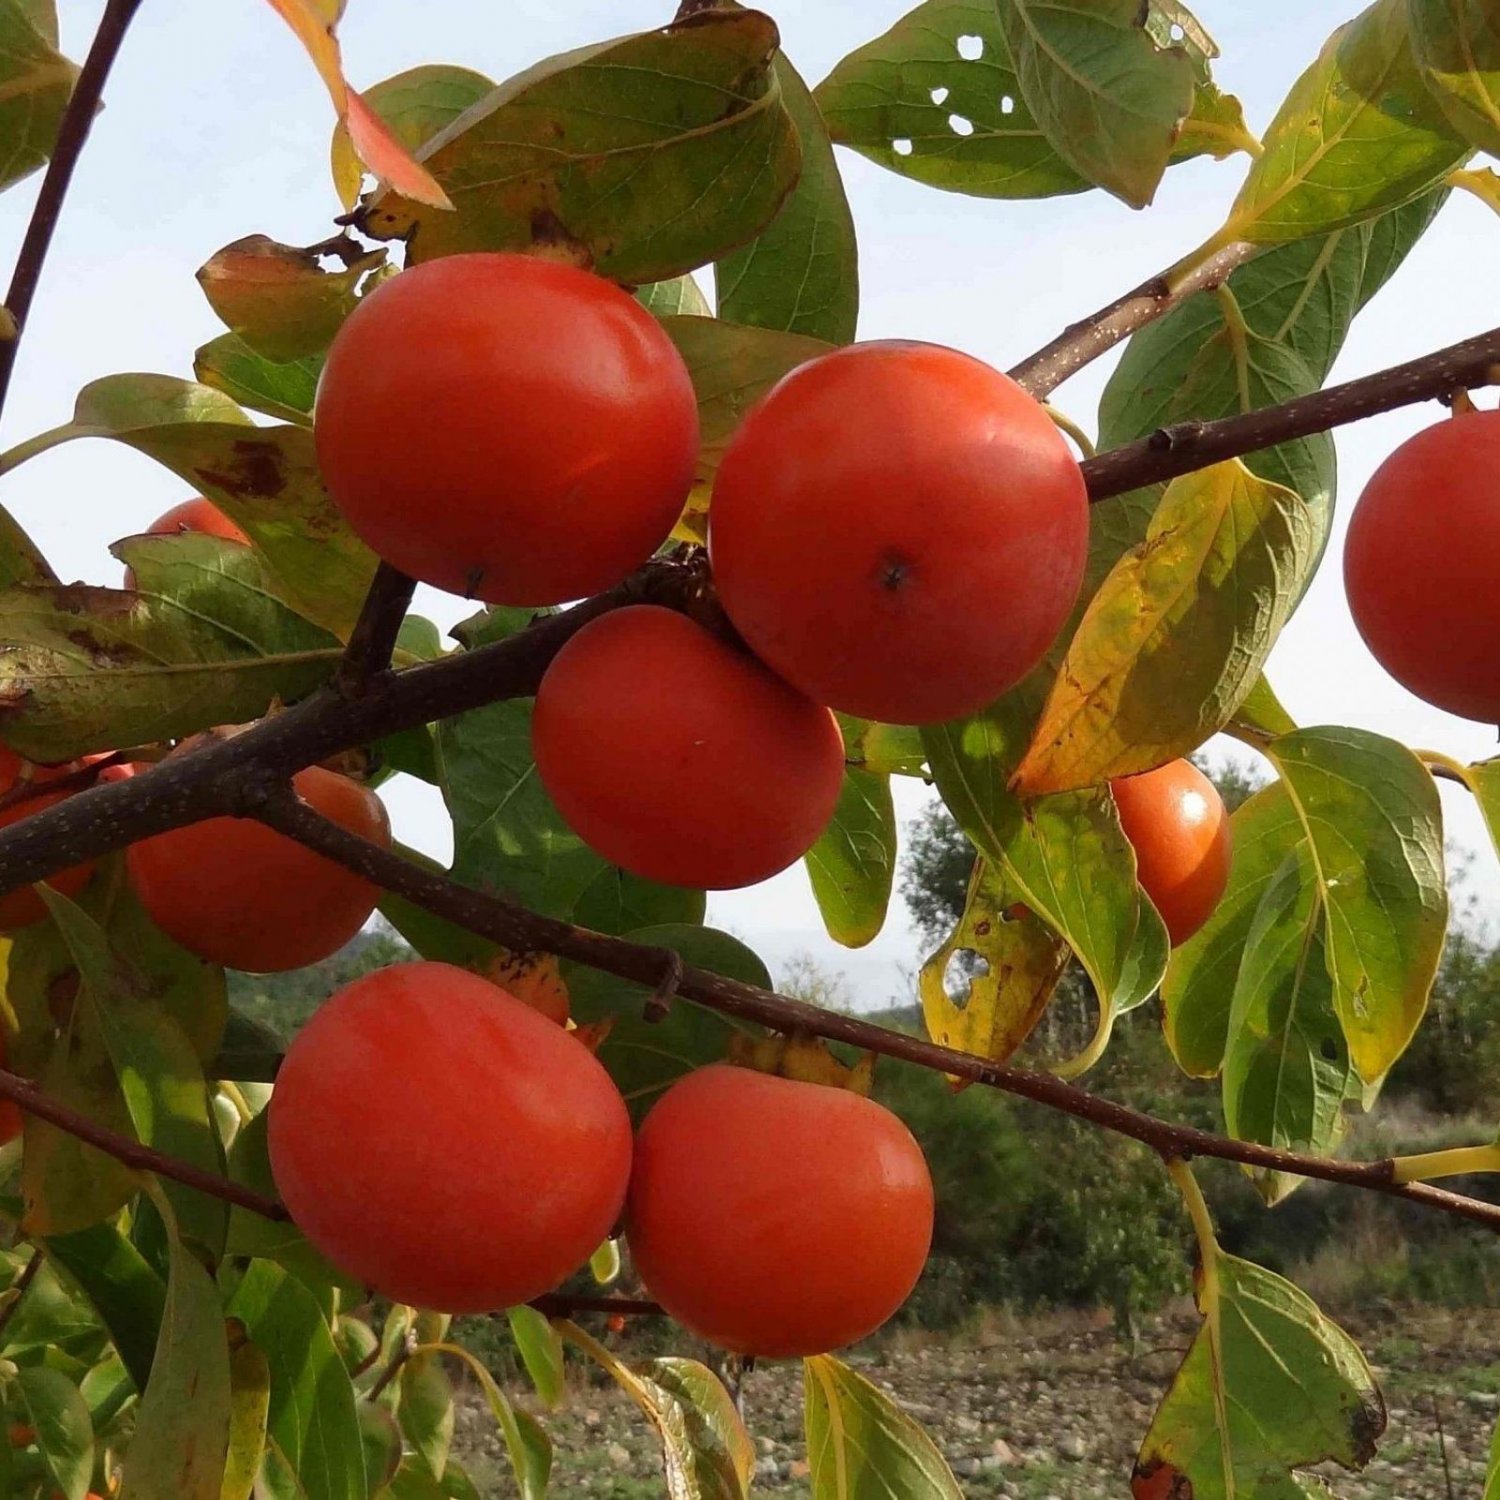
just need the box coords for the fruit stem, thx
[1041,404,1097,459]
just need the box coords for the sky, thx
[1,1,1497,1005]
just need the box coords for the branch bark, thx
[250,794,1500,1235]
[336,562,417,697]
[0,1066,288,1221]
[0,0,145,422]
[528,1294,663,1318]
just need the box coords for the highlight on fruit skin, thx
[1110,759,1231,948]
[625,1063,934,1358]
[532,604,846,890]
[127,761,390,973]
[1342,408,1500,724]
[268,960,633,1313]
[313,252,699,606]
[708,339,1089,726]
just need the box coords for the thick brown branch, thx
[336,562,417,697]
[1008,239,1258,398]
[0,1066,288,1221]
[249,797,1500,1235]
[0,0,144,421]
[1081,323,1500,501]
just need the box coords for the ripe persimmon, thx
[532,605,844,889]
[626,1064,934,1357]
[144,497,249,546]
[127,764,389,971]
[0,1032,21,1145]
[0,758,102,930]
[269,961,632,1312]
[1343,409,1500,723]
[708,341,1088,725]
[314,253,698,606]
[1111,760,1230,947]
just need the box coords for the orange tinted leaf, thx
[262,0,344,106]
[346,89,453,209]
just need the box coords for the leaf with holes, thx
[0,0,78,193]
[919,859,1069,1065]
[1221,0,1468,243]
[196,235,387,363]
[16,1365,93,1500]
[1266,727,1446,1083]
[1013,462,1316,796]
[0,535,343,761]
[815,0,1249,200]
[1221,848,1359,1203]
[805,764,896,950]
[805,1354,962,1499]
[193,334,322,426]
[362,11,799,286]
[660,315,831,542]
[0,373,377,635]
[716,51,858,344]
[1132,1251,1384,1497]
[1408,0,1500,156]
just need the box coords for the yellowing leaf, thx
[919,859,1069,1066]
[1012,461,1316,796]
[0,0,78,194]
[1409,0,1500,157]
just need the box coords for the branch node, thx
[644,949,684,1024]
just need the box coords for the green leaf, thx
[919,859,1068,1065]
[0,1255,106,1364]
[567,925,768,1116]
[659,315,831,543]
[507,1307,565,1410]
[221,1339,271,1500]
[41,889,228,1259]
[1012,461,1316,795]
[79,1352,133,1431]
[197,236,387,363]
[1161,782,1309,1077]
[0,498,55,589]
[399,1352,455,1480]
[1221,0,1468,243]
[1409,0,1500,154]
[1221,849,1357,1203]
[715,51,858,344]
[636,276,712,317]
[357,63,494,153]
[997,0,1197,208]
[16,1365,93,1500]
[1458,759,1500,862]
[1,374,378,637]
[44,1222,166,1388]
[804,1354,961,1499]
[1231,674,1298,739]
[805,767,896,949]
[815,0,1248,200]
[0,535,343,760]
[119,1180,232,1500]
[194,334,322,426]
[1133,1251,1384,1496]
[362,11,800,286]
[210,1008,284,1084]
[359,1401,404,1493]
[224,1259,366,1500]
[428,1343,551,1500]
[1265,727,1446,1084]
[571,868,705,938]
[0,0,78,193]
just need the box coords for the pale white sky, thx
[2,1,1496,1004]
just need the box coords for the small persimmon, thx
[144,497,249,546]
[269,961,632,1312]
[127,764,389,972]
[1111,760,1231,947]
[626,1064,934,1357]
[533,606,845,889]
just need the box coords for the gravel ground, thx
[452,1302,1500,1497]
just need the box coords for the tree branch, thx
[0,1066,288,1221]
[336,562,416,698]
[1081,323,1500,501]
[528,1294,663,1318]
[0,0,144,422]
[1008,238,1259,398]
[249,795,1500,1235]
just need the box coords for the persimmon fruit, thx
[268,960,632,1312]
[127,764,389,972]
[532,605,845,889]
[0,757,102,930]
[144,497,249,546]
[708,340,1089,724]
[1343,409,1500,723]
[625,1064,934,1357]
[0,1031,21,1145]
[314,253,698,605]
[1111,760,1231,947]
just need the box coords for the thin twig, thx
[0,1067,288,1221]
[246,795,1500,1235]
[367,1339,413,1402]
[0,1250,43,1344]
[528,1294,664,1318]
[0,0,145,422]
[336,562,417,698]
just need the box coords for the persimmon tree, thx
[0,0,1498,1496]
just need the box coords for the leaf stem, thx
[1391,1143,1500,1184]
[1167,1157,1218,1268]
[0,422,83,477]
